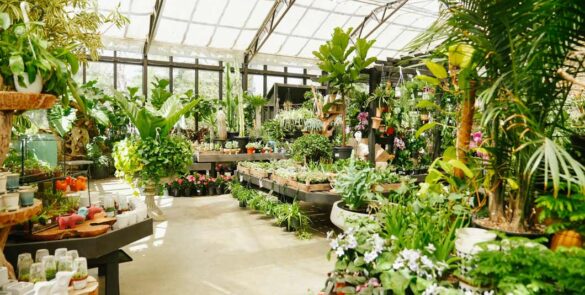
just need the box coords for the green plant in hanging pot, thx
[313,27,377,160]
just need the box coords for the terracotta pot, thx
[372,117,382,129]
[375,107,383,117]
[335,282,346,295]
[246,148,255,154]
[551,230,583,250]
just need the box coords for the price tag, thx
[239,175,243,182]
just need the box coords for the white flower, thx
[329,239,339,250]
[421,255,435,269]
[392,259,403,270]
[335,247,345,257]
[364,251,379,263]
[425,243,436,253]
[326,231,334,240]
[345,234,358,249]
[372,234,385,252]
[346,227,355,235]
[422,283,439,295]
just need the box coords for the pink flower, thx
[177,179,183,185]
[472,131,482,144]
[187,175,196,182]
[394,137,406,150]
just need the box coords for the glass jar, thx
[17,253,33,282]
[42,255,57,280]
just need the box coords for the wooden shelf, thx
[0,92,56,111]
[0,199,42,228]
[195,152,287,163]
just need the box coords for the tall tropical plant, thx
[409,0,585,232]
[313,27,377,146]
[245,92,268,138]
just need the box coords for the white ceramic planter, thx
[330,201,369,231]
[14,72,43,93]
[18,186,36,207]
[456,227,497,252]
[3,193,20,211]
[0,173,7,194]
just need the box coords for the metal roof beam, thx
[244,0,296,63]
[143,0,165,55]
[351,0,409,41]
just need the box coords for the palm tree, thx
[409,0,585,232]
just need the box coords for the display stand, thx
[0,200,42,278]
[194,152,287,177]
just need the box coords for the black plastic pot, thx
[216,186,224,195]
[333,146,353,161]
[208,186,216,196]
[182,187,192,197]
[239,200,247,208]
[234,136,250,153]
[227,131,239,140]
[571,135,585,164]
[171,188,180,197]
[90,165,111,180]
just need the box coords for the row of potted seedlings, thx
[0,172,39,211]
[166,174,232,197]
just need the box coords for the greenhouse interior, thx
[0,0,583,294]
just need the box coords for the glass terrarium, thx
[17,253,33,282]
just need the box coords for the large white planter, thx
[330,200,369,231]
[14,72,43,93]
[455,227,497,276]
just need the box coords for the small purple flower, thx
[394,137,406,150]
[472,131,482,144]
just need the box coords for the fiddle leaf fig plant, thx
[313,27,377,146]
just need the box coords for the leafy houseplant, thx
[536,186,585,249]
[290,134,332,164]
[313,27,377,157]
[112,89,199,220]
[0,12,79,94]
[410,0,585,233]
[333,160,377,212]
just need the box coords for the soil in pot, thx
[473,217,546,237]
[333,146,353,161]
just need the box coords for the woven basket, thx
[0,91,57,110]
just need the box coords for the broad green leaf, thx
[506,178,519,190]
[416,75,440,86]
[9,55,24,74]
[448,159,474,178]
[415,122,438,138]
[423,60,448,79]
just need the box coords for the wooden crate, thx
[250,168,270,179]
[222,148,240,155]
[372,183,401,193]
[297,182,331,192]
[271,174,288,186]
[237,165,250,175]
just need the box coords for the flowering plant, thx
[355,112,369,131]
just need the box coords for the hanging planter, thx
[371,117,382,129]
[375,107,383,118]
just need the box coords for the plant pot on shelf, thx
[234,136,250,154]
[6,173,20,191]
[216,185,224,195]
[208,186,216,196]
[3,192,19,211]
[227,131,239,140]
[330,201,369,231]
[18,186,36,207]
[375,107,383,118]
[171,188,180,197]
[0,173,7,194]
[371,117,382,129]
[333,146,353,161]
[13,72,43,93]
[182,187,192,197]
[551,230,582,250]
[246,148,255,154]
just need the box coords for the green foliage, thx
[333,159,377,211]
[113,90,200,140]
[468,238,585,294]
[149,78,172,109]
[134,136,193,185]
[290,134,332,163]
[112,138,143,184]
[85,136,112,168]
[48,104,76,137]
[536,186,585,235]
[273,202,311,232]
[261,119,284,142]
[0,15,78,95]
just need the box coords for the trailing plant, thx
[274,201,311,232]
[290,134,332,163]
[303,118,323,133]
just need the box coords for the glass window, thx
[266,76,284,92]
[267,65,283,72]
[174,56,196,63]
[148,54,170,62]
[247,74,263,95]
[287,78,304,85]
[117,51,143,59]
[173,68,195,95]
[287,66,304,74]
[248,64,263,70]
[86,62,114,94]
[147,66,170,94]
[117,64,143,94]
[198,70,220,99]
[198,58,219,66]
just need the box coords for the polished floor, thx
[91,178,333,295]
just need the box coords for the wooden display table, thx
[194,152,287,177]
[0,200,42,278]
[5,218,153,295]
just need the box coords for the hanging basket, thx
[0,91,56,110]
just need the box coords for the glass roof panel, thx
[156,19,189,44]
[183,24,215,47]
[221,1,256,28]
[161,0,197,21]
[210,27,241,48]
[192,0,228,24]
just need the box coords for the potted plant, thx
[113,90,198,221]
[223,140,239,154]
[215,176,224,195]
[536,186,585,250]
[207,177,216,196]
[290,134,332,164]
[313,27,377,160]
[245,142,261,154]
[368,82,394,128]
[167,179,181,197]
[410,0,585,234]
[274,202,310,232]
[330,159,377,230]
[71,257,88,290]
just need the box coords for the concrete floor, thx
[91,178,333,295]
